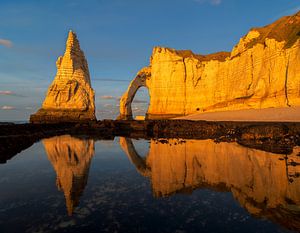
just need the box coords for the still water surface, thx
[0,135,300,233]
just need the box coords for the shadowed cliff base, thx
[30,109,96,123]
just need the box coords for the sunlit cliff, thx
[119,11,300,119]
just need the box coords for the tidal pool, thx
[0,135,299,233]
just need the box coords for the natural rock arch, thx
[118,12,300,120]
[118,67,151,120]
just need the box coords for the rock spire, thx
[30,31,96,123]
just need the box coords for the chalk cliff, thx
[119,11,300,119]
[43,135,95,215]
[30,31,96,123]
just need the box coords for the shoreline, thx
[1,120,300,163]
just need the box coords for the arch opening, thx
[131,87,150,120]
[118,67,151,120]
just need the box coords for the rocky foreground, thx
[1,120,300,163]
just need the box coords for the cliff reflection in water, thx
[38,135,300,230]
[120,137,300,231]
[42,135,95,215]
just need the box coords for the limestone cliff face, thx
[119,11,300,119]
[120,137,300,230]
[43,135,95,215]
[30,31,96,123]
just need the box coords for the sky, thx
[0,0,300,121]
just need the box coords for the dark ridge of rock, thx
[0,123,76,163]
[1,120,300,163]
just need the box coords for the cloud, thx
[0,39,13,48]
[104,104,113,108]
[210,0,221,5]
[0,90,26,97]
[132,107,148,115]
[0,90,14,95]
[194,0,222,6]
[100,95,115,100]
[133,99,148,104]
[114,97,148,103]
[94,78,128,82]
[1,105,15,110]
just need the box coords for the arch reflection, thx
[120,137,300,231]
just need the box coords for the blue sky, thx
[0,0,299,121]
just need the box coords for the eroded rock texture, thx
[30,31,96,123]
[119,11,300,119]
[43,135,95,215]
[120,137,300,231]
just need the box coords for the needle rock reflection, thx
[43,135,95,215]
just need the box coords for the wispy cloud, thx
[133,99,148,104]
[0,90,26,97]
[100,95,115,100]
[0,90,14,95]
[1,105,15,110]
[93,78,128,82]
[104,104,113,108]
[194,0,222,6]
[0,39,13,48]
[114,96,148,103]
